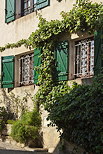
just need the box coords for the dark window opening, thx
[22,0,36,16]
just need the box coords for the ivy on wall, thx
[0,0,103,151]
[0,0,103,108]
[0,0,103,106]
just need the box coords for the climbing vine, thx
[0,0,103,108]
[33,41,56,109]
[1,0,103,151]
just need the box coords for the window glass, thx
[23,0,31,15]
[19,53,34,86]
[21,0,49,16]
[33,0,37,10]
[74,37,94,78]
[24,2,27,9]
[33,0,37,4]
[28,0,31,7]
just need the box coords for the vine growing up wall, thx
[0,0,103,109]
[0,0,103,150]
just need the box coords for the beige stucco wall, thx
[0,0,76,47]
[0,0,102,153]
[0,0,103,53]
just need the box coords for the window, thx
[19,53,34,86]
[5,0,50,23]
[23,0,36,16]
[23,0,31,15]
[74,37,94,78]
[1,49,41,88]
[22,0,50,16]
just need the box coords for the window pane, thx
[23,0,31,15]
[28,0,31,7]
[19,53,34,86]
[33,0,37,10]
[74,38,94,78]
[24,2,27,9]
[33,0,37,4]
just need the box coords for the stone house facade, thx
[0,0,103,153]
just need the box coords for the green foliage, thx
[0,39,27,52]
[1,0,103,151]
[47,75,103,153]
[7,120,15,124]
[31,3,103,152]
[44,81,71,112]
[11,109,42,147]
[0,106,13,134]
[61,0,103,33]
[11,120,39,144]
[33,43,56,108]
[0,0,102,113]
[21,110,41,127]
[0,107,8,133]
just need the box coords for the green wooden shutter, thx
[1,56,15,88]
[36,0,49,9]
[34,48,41,84]
[55,41,69,81]
[94,30,103,75]
[5,0,15,23]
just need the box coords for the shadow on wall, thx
[57,0,63,2]
[0,88,32,119]
[52,139,85,154]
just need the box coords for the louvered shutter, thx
[55,41,69,81]
[36,0,49,9]
[34,48,41,84]
[5,0,15,23]
[94,30,103,75]
[1,56,15,88]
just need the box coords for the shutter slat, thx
[94,30,103,75]
[2,58,14,63]
[1,56,14,88]
[5,0,15,23]
[55,41,69,81]
[34,48,41,84]
[36,0,49,9]
[2,81,13,84]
